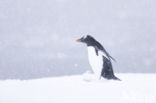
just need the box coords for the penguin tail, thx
[101,75,121,81]
[112,76,121,81]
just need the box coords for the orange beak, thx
[76,39,81,42]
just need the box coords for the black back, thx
[79,35,116,62]
[101,56,120,80]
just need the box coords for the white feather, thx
[83,35,87,39]
[87,46,105,79]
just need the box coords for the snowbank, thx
[0,74,156,103]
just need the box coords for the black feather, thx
[101,56,120,81]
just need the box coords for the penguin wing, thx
[105,52,116,62]
[101,47,116,62]
[95,46,116,62]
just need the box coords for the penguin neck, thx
[86,42,96,47]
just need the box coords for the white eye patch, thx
[83,35,88,39]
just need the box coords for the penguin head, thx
[76,35,96,45]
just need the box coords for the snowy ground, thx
[0,73,156,103]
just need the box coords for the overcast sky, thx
[0,0,156,79]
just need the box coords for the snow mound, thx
[0,74,156,103]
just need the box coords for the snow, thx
[0,73,156,103]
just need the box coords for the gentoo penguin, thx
[76,35,120,80]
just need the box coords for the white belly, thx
[87,47,103,78]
